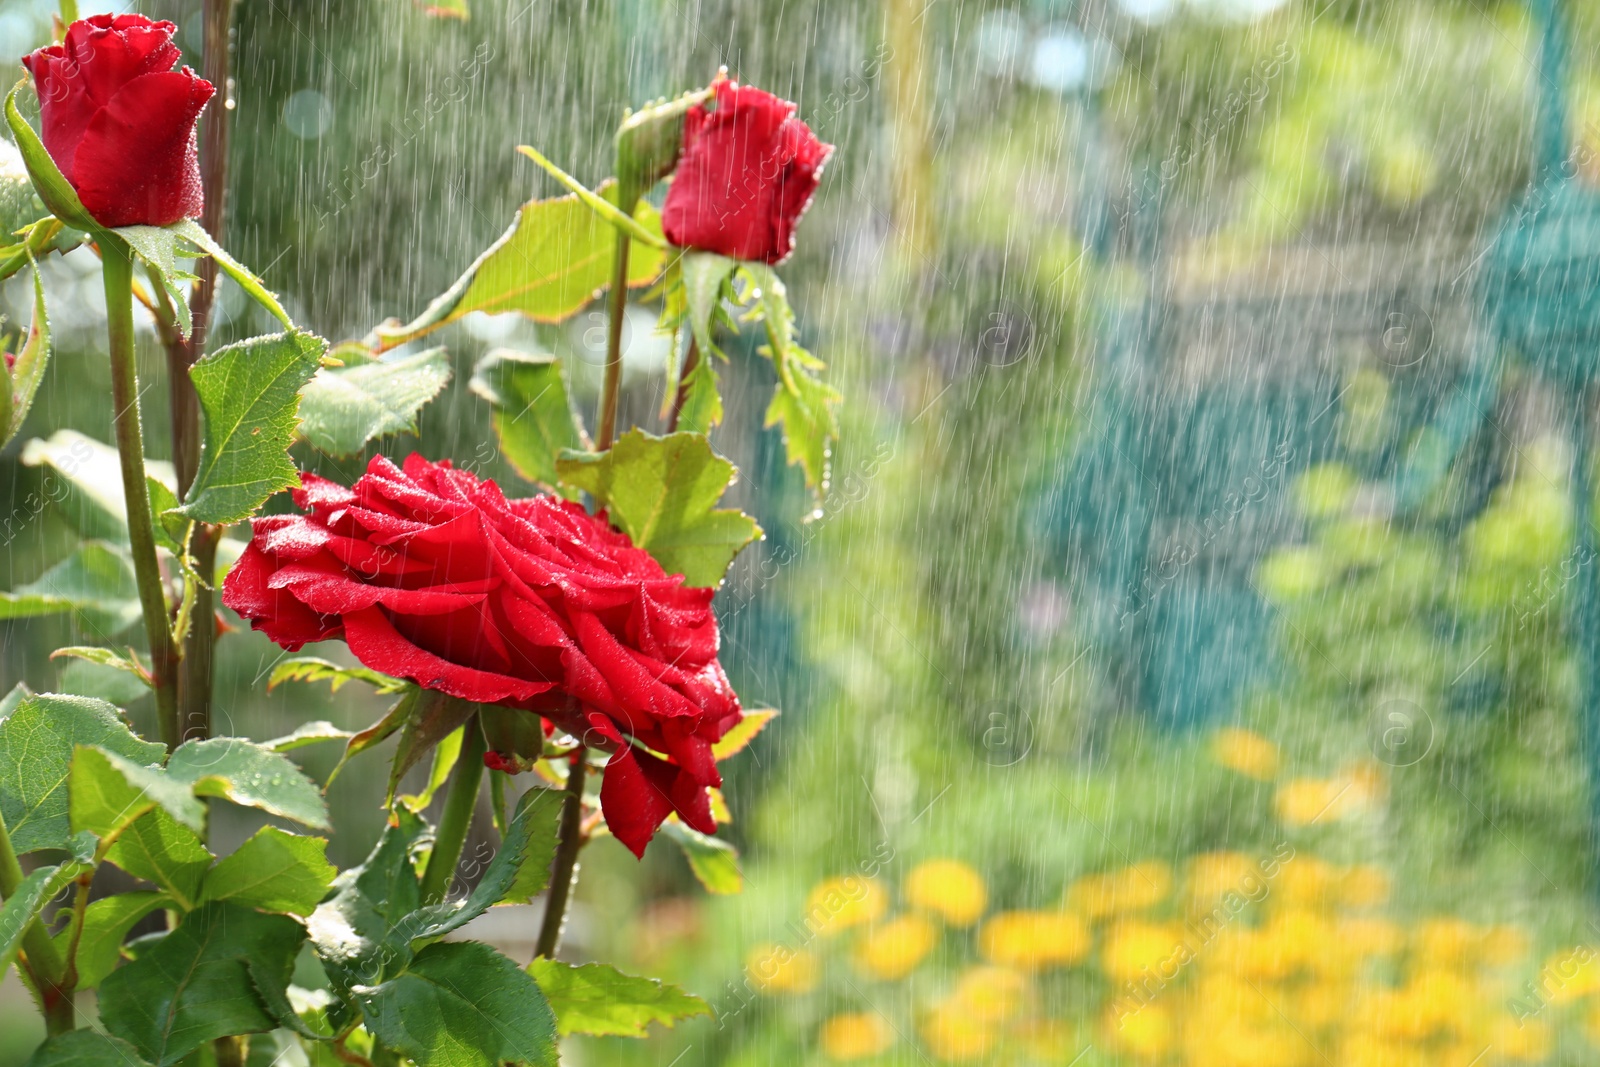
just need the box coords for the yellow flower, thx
[1538,945,1600,1004]
[1337,917,1405,959]
[1101,921,1187,983]
[1069,862,1172,918]
[1210,727,1280,780]
[1339,865,1391,908]
[1188,1022,1303,1067]
[1488,1014,1550,1061]
[1011,1020,1077,1060]
[905,859,987,927]
[1185,851,1264,912]
[805,876,888,937]
[1262,908,1341,976]
[1339,1034,1428,1067]
[746,943,818,993]
[855,913,937,981]
[1104,1000,1174,1058]
[920,1008,993,1061]
[1276,857,1338,909]
[978,910,1090,969]
[1412,918,1482,970]
[1275,777,1366,825]
[819,1012,893,1060]
[1479,924,1528,967]
[1292,981,1350,1029]
[1184,974,1276,1026]
[949,965,1029,1024]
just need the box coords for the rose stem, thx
[103,238,182,751]
[534,751,588,958]
[0,814,72,1033]
[419,714,487,906]
[168,0,239,748]
[596,228,632,451]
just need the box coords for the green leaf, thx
[0,218,80,285]
[710,709,778,760]
[4,80,96,231]
[99,901,306,1066]
[170,219,294,329]
[387,692,474,803]
[263,720,353,752]
[354,940,558,1067]
[0,541,142,634]
[297,347,452,456]
[104,808,211,909]
[500,786,565,905]
[0,861,87,979]
[514,144,667,248]
[22,1031,154,1067]
[526,959,711,1038]
[0,693,165,853]
[392,786,559,942]
[51,646,151,687]
[373,181,665,349]
[178,331,327,525]
[660,821,742,894]
[200,826,336,916]
[70,745,206,842]
[166,738,330,830]
[764,368,842,497]
[2,262,50,447]
[20,430,178,544]
[307,808,428,995]
[468,348,587,491]
[64,891,170,990]
[268,656,408,694]
[675,355,723,436]
[742,265,838,493]
[0,683,29,715]
[555,429,761,588]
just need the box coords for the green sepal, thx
[4,79,96,231]
[660,820,742,894]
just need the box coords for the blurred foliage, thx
[4,0,1600,1061]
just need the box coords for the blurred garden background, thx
[7,0,1600,1063]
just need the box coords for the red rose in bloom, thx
[660,79,833,264]
[221,455,742,857]
[22,14,213,228]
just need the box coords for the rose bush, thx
[222,454,743,856]
[661,79,832,264]
[22,13,213,227]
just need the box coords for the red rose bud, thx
[221,454,743,858]
[22,14,214,228]
[660,80,832,265]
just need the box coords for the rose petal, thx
[343,606,554,705]
[71,68,212,227]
